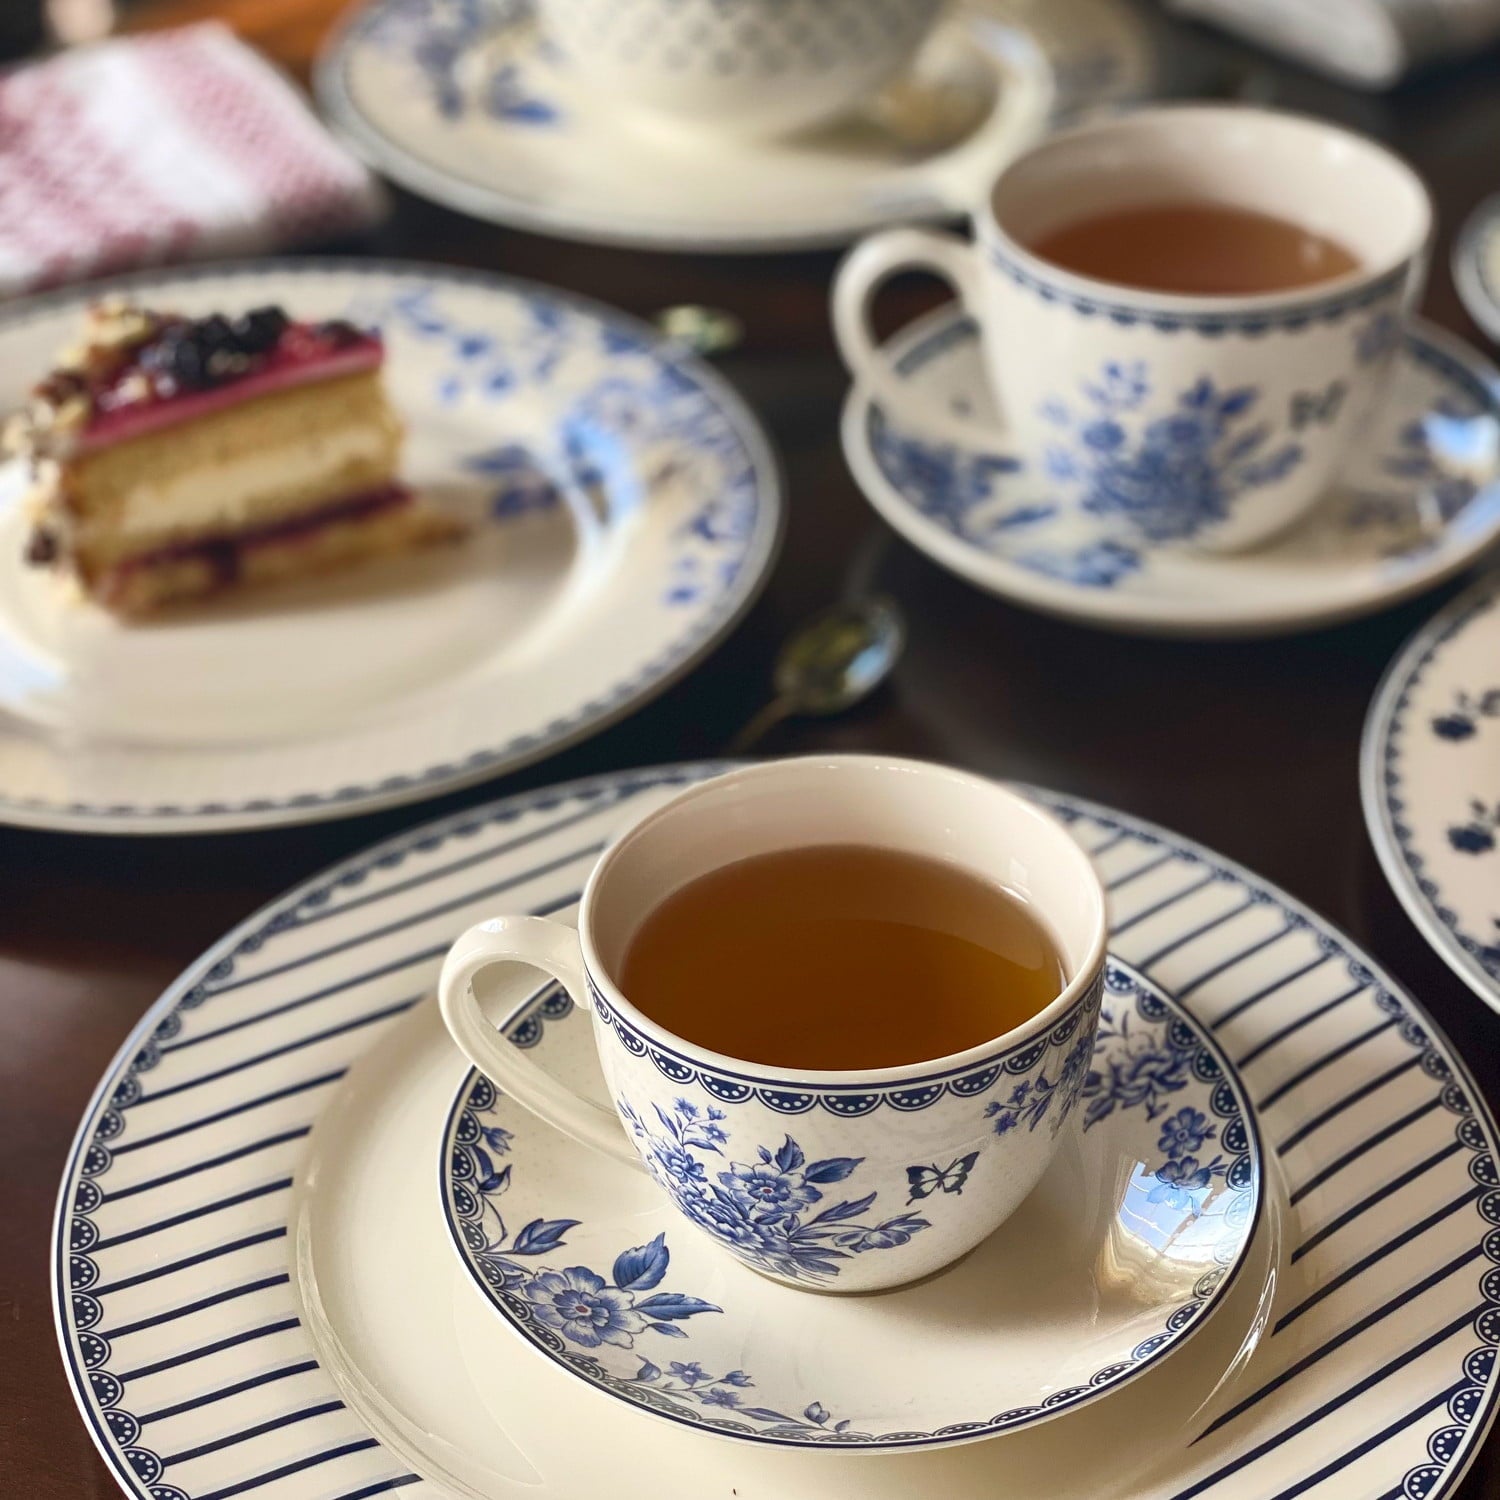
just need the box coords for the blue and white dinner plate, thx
[0,262,780,833]
[54,764,1500,1500]
[436,959,1262,1452]
[316,0,1150,253]
[1362,571,1500,1012]
[841,309,1500,637]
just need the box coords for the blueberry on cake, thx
[7,299,459,614]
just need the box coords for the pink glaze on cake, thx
[80,330,383,453]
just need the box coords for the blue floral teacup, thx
[438,756,1107,1293]
[834,104,1433,553]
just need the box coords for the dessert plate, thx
[1362,570,1500,1012]
[316,0,1151,253]
[1455,194,1500,347]
[437,960,1261,1452]
[54,764,1500,1500]
[841,309,1500,636]
[0,263,780,832]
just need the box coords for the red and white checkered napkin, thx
[0,23,384,299]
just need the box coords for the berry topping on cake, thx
[7,298,460,615]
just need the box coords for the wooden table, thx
[4,3,1499,1494]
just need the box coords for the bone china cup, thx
[438,757,1108,1293]
[833,104,1433,554]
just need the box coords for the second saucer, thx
[842,310,1500,637]
[439,961,1262,1452]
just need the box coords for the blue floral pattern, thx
[1079,990,1197,1127]
[1431,688,1500,742]
[619,1100,930,1283]
[1448,800,1500,855]
[864,317,1500,604]
[1078,968,1245,1220]
[1040,363,1304,544]
[366,0,560,125]
[440,955,1261,1450]
[984,1027,1093,1138]
[1343,396,1485,537]
[345,283,762,609]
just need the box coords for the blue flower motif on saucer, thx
[620,1099,931,1283]
[367,0,560,125]
[1447,800,1500,855]
[855,310,1500,630]
[1148,1153,1228,1211]
[1430,687,1500,741]
[1040,362,1303,544]
[1156,1105,1213,1157]
[440,958,1262,1452]
[342,282,762,608]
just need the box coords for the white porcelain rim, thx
[1360,569,1500,1013]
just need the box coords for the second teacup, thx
[833,104,1433,553]
[531,0,947,141]
[438,756,1107,1294]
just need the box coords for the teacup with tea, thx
[438,756,1107,1293]
[834,104,1433,552]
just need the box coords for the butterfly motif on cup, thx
[1289,379,1347,431]
[905,1151,979,1205]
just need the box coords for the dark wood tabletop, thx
[4,3,1500,1495]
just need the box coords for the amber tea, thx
[618,844,1067,1071]
[1028,201,1361,296]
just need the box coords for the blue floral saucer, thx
[842,310,1500,637]
[1363,570,1500,1014]
[438,959,1262,1452]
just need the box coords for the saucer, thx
[316,0,1151,252]
[1455,194,1500,346]
[300,990,1282,1500]
[438,961,1261,1451]
[841,309,1500,637]
[1362,570,1500,1012]
[0,263,780,833]
[54,765,1500,1500]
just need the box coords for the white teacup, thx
[834,104,1433,553]
[438,756,1107,1294]
[531,0,947,141]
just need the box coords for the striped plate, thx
[54,764,1500,1500]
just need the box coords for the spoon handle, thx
[727,695,796,755]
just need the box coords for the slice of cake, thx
[8,299,459,614]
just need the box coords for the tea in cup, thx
[438,756,1107,1293]
[833,104,1433,553]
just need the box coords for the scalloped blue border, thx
[986,242,1409,334]
[585,968,1102,1114]
[1368,572,1500,1001]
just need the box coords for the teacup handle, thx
[832,227,1005,445]
[438,917,645,1170]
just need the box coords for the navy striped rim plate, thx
[53,764,1500,1499]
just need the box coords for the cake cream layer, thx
[94,486,460,616]
[62,371,402,575]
